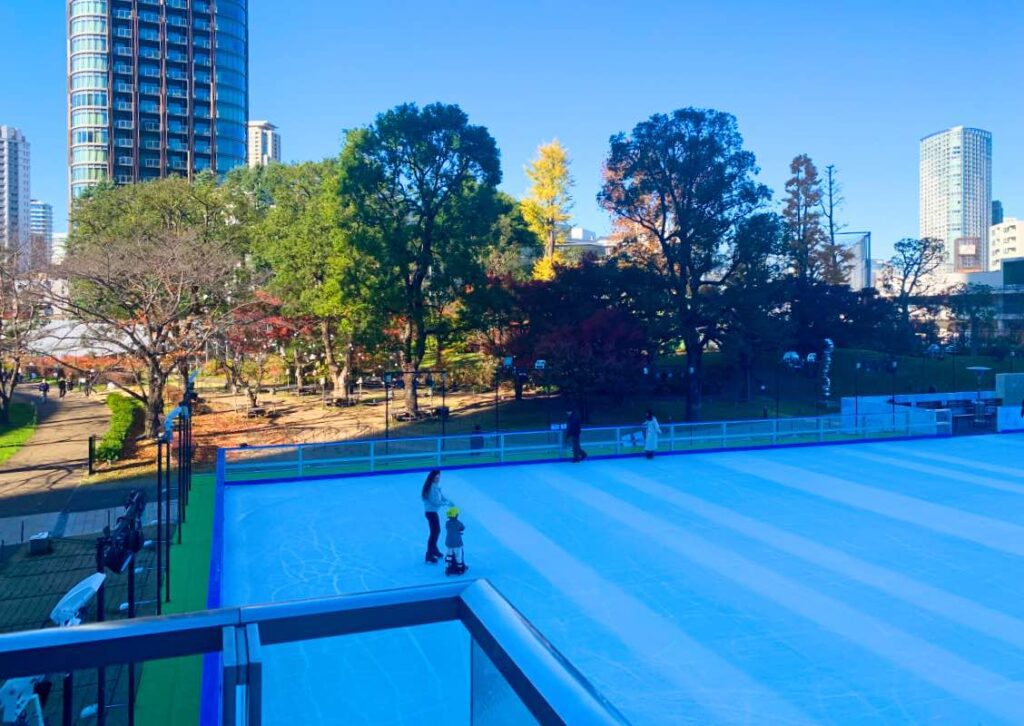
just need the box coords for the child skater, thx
[444,506,468,576]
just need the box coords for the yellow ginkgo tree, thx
[522,140,574,261]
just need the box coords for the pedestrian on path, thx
[642,409,662,460]
[421,469,452,564]
[58,379,67,398]
[38,380,50,401]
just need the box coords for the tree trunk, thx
[513,374,524,401]
[545,229,555,260]
[320,319,349,404]
[684,339,703,422]
[145,379,165,439]
[246,386,258,408]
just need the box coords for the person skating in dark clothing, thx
[58,379,67,398]
[566,409,587,463]
[420,469,453,563]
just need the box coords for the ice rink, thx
[221,434,1024,724]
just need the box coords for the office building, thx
[67,0,249,201]
[919,126,992,272]
[0,126,31,259]
[836,231,872,290]
[990,217,1020,271]
[993,200,1004,226]
[247,120,280,167]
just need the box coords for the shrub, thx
[95,394,143,463]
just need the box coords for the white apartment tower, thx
[919,126,992,272]
[0,126,31,259]
[990,217,1021,271]
[247,120,281,168]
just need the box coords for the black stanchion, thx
[62,672,73,726]
[88,434,95,476]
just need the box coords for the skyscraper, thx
[67,0,248,202]
[993,200,1004,226]
[0,126,31,259]
[919,126,992,272]
[247,120,280,167]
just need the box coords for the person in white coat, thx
[642,410,662,459]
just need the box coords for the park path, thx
[0,389,114,542]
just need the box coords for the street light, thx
[966,366,991,425]
[440,371,448,441]
[854,361,862,423]
[888,359,898,429]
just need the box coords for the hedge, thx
[96,394,143,463]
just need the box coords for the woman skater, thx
[421,469,452,563]
[643,409,662,459]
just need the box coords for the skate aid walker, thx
[444,506,468,576]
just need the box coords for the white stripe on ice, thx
[545,473,1024,723]
[873,444,1024,480]
[838,449,1024,495]
[602,467,1024,649]
[457,486,815,725]
[713,456,1024,557]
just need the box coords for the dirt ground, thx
[91,384,545,480]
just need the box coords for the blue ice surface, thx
[221,433,1024,724]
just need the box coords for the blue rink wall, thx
[210,432,1024,724]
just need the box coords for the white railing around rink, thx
[219,408,951,484]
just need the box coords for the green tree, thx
[241,160,379,401]
[50,176,251,437]
[340,103,502,415]
[522,140,574,260]
[782,154,827,286]
[881,237,947,346]
[598,108,771,420]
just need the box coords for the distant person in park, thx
[566,409,587,463]
[38,380,50,400]
[642,409,662,460]
[469,424,484,456]
[79,375,89,396]
[58,379,67,398]
[421,469,453,564]
[444,506,468,576]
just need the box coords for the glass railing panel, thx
[470,637,538,725]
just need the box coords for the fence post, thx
[297,446,304,478]
[499,434,505,463]
[88,434,96,476]
[818,417,824,442]
[720,422,727,449]
[369,441,375,473]
[436,437,442,467]
[615,427,621,455]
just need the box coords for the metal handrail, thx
[0,579,628,726]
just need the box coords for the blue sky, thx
[2,0,1021,258]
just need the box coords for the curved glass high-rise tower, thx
[67,0,249,202]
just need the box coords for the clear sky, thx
[2,0,1021,258]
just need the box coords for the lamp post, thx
[383,374,391,446]
[1011,350,1017,374]
[966,366,991,424]
[888,359,898,429]
[854,361,862,423]
[440,371,448,440]
[774,359,781,419]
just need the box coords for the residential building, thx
[919,126,992,272]
[990,217,1021,271]
[67,0,249,202]
[993,200,1004,226]
[563,227,616,257]
[52,232,69,265]
[247,120,280,167]
[0,126,31,259]
[836,231,872,290]
[30,200,53,267]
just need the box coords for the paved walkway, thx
[0,390,112,539]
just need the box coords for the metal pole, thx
[165,436,171,603]
[775,362,780,419]
[177,420,184,542]
[127,553,136,726]
[155,438,162,616]
[95,539,106,726]
[62,672,73,726]
[494,371,500,433]
[384,380,390,452]
[88,434,95,476]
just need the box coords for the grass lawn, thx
[134,473,215,726]
[0,403,36,466]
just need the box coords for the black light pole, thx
[1011,350,1017,374]
[889,359,898,428]
[951,345,957,391]
[494,368,500,433]
[384,376,390,446]
[164,435,171,604]
[774,359,781,419]
[854,361,861,423]
[440,371,448,440]
[154,436,162,616]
